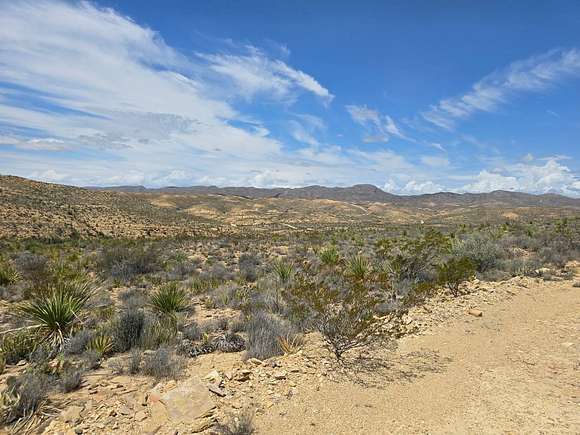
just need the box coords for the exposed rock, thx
[62,405,84,424]
[208,383,227,397]
[468,309,483,317]
[158,377,216,424]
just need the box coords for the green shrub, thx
[452,233,504,272]
[436,257,475,296]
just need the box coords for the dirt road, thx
[254,278,580,434]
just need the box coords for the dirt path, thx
[254,279,580,434]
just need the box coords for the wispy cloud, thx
[345,105,407,143]
[422,48,580,130]
[199,46,333,104]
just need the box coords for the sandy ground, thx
[254,279,580,434]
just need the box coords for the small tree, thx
[436,256,475,296]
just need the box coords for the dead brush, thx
[277,333,304,355]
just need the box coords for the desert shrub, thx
[452,232,504,273]
[64,329,94,355]
[128,349,142,374]
[113,309,145,352]
[182,322,202,341]
[0,331,39,364]
[319,246,340,266]
[215,410,255,435]
[13,252,49,286]
[284,263,408,360]
[212,332,246,353]
[59,368,83,393]
[119,288,148,310]
[238,254,259,282]
[99,243,160,282]
[200,317,229,335]
[436,256,476,296]
[0,261,20,286]
[150,282,189,317]
[141,346,184,379]
[244,311,295,360]
[139,317,177,350]
[16,280,93,346]
[0,372,49,426]
[501,257,541,277]
[81,350,101,370]
[206,283,245,309]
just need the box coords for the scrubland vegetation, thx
[0,217,578,431]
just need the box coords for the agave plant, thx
[150,282,189,317]
[16,280,93,346]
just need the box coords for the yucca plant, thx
[347,254,370,280]
[272,260,294,286]
[87,334,113,356]
[0,262,20,286]
[150,282,189,317]
[16,280,93,346]
[319,246,340,266]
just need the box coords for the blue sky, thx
[0,0,579,195]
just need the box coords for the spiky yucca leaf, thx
[272,260,294,285]
[16,281,93,346]
[150,282,189,316]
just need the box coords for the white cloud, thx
[420,156,450,168]
[382,178,443,195]
[346,105,407,143]
[199,47,333,104]
[462,158,580,195]
[422,48,580,129]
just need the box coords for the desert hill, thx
[2,174,579,239]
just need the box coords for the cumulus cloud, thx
[382,178,444,195]
[462,158,580,195]
[422,48,580,129]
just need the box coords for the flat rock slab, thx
[158,377,216,425]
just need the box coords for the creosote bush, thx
[436,256,476,296]
[99,243,160,282]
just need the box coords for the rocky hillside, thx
[91,183,580,208]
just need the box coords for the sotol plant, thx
[150,282,189,317]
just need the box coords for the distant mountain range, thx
[88,183,580,208]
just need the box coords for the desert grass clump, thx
[0,331,39,364]
[141,346,184,379]
[346,254,370,280]
[59,368,83,393]
[0,261,20,286]
[16,280,93,346]
[244,311,296,360]
[238,253,260,282]
[113,309,146,352]
[0,372,51,430]
[63,329,94,355]
[319,246,340,266]
[214,410,255,435]
[150,282,189,317]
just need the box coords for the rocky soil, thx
[10,266,575,435]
